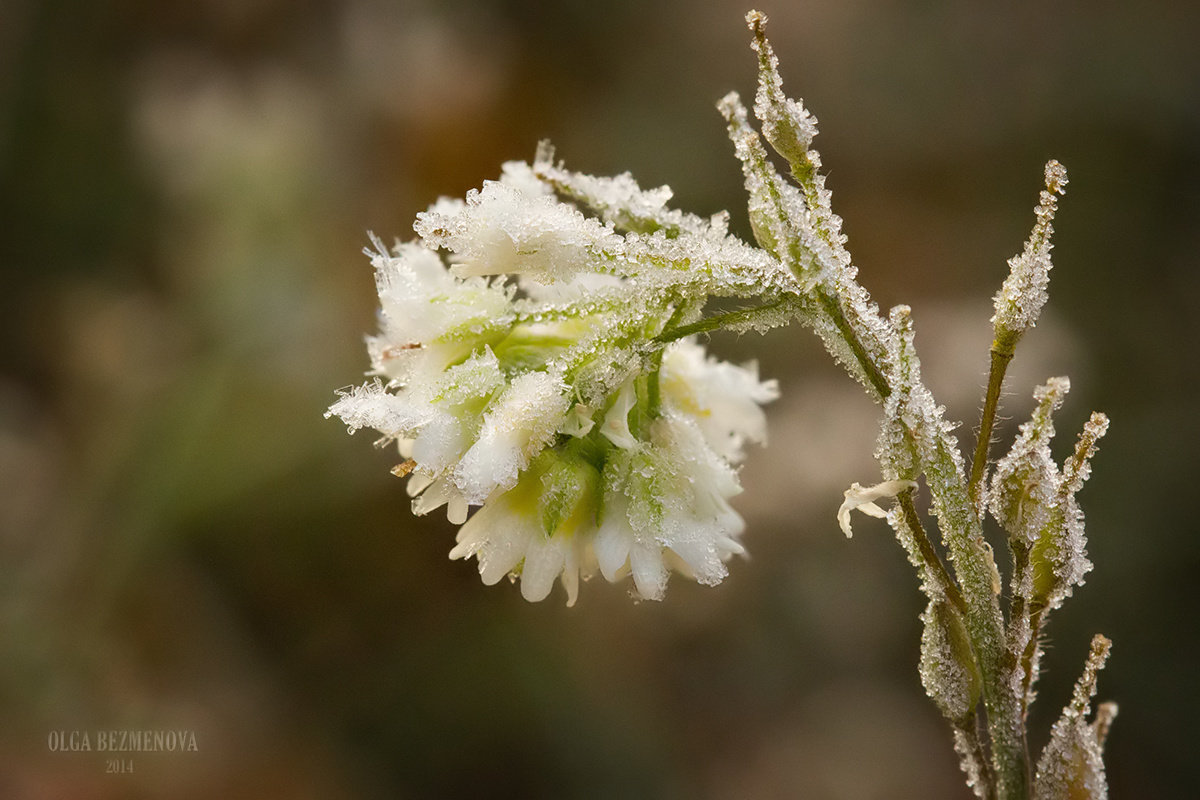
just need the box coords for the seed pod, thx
[919,600,982,725]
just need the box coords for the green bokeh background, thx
[2,1,1197,797]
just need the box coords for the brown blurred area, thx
[1,0,1197,797]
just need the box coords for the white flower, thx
[661,338,779,462]
[446,410,753,605]
[593,415,747,600]
[331,153,782,604]
[449,447,598,605]
[599,379,639,449]
[837,479,917,538]
[558,403,596,438]
[365,237,511,385]
[454,369,571,503]
[414,180,621,282]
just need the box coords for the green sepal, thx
[534,444,602,538]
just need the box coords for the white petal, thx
[405,470,434,498]
[478,523,535,586]
[520,535,566,602]
[629,542,667,601]
[558,403,596,437]
[448,502,497,560]
[667,536,727,586]
[837,479,917,538]
[560,543,581,607]
[594,499,633,581]
[447,494,469,525]
[600,380,639,449]
[412,475,460,517]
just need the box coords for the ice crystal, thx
[746,11,819,182]
[1029,411,1109,613]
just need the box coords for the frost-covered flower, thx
[594,414,749,600]
[329,152,783,603]
[660,339,779,461]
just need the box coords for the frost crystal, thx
[919,600,982,725]
[1028,410,1109,613]
[746,11,819,184]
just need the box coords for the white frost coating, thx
[365,236,512,385]
[1035,410,1109,612]
[533,146,690,234]
[1033,636,1113,800]
[989,377,1070,545]
[415,180,622,281]
[952,728,991,800]
[992,160,1068,340]
[719,91,825,288]
[746,11,819,170]
[326,380,421,438]
[919,600,981,725]
[453,370,570,503]
[837,480,918,537]
[498,159,555,198]
[531,141,801,301]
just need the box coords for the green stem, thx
[814,288,890,399]
[969,344,1015,506]
[900,491,967,615]
[655,296,795,343]
[956,719,997,800]
[1019,607,1044,717]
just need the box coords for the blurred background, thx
[1,0,1197,797]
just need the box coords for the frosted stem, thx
[656,296,796,343]
[814,287,890,399]
[899,489,967,613]
[955,722,997,800]
[969,346,1014,507]
[817,276,1026,797]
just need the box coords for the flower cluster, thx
[328,153,781,604]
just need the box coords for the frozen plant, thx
[328,10,1115,798]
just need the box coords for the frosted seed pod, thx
[919,600,982,726]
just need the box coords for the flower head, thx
[329,152,782,603]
